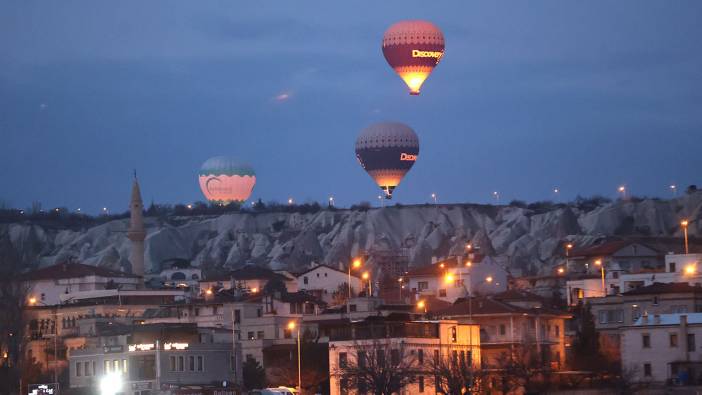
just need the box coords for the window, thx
[377,349,385,366]
[555,325,560,337]
[642,334,651,348]
[460,351,466,365]
[434,349,439,364]
[688,334,696,352]
[197,356,203,372]
[670,333,678,347]
[84,361,91,376]
[653,296,659,305]
[452,350,458,365]
[418,281,429,291]
[169,356,176,371]
[248,331,255,340]
[104,360,110,373]
[189,356,195,371]
[76,362,82,377]
[178,356,184,372]
[643,363,652,377]
[439,289,447,297]
[195,308,200,316]
[451,327,457,342]
[350,304,357,312]
[284,329,292,339]
[418,349,424,364]
[92,361,96,377]
[499,324,506,335]
[358,351,366,368]
[419,376,425,392]
[257,331,264,339]
[256,308,262,318]
[304,276,309,285]
[234,309,241,323]
[324,273,328,277]
[669,262,676,273]
[339,352,347,369]
[122,359,127,374]
[391,349,400,365]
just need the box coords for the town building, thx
[68,323,238,394]
[438,290,570,370]
[296,264,362,304]
[154,259,202,292]
[327,315,481,395]
[566,253,702,305]
[620,313,702,385]
[199,265,297,295]
[405,256,508,304]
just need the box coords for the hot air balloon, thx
[198,156,256,204]
[382,20,445,95]
[355,122,419,199]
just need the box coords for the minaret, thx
[128,172,146,282]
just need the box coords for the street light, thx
[431,193,437,204]
[288,198,294,205]
[493,191,500,203]
[685,264,697,276]
[557,267,565,275]
[671,184,678,197]
[362,272,372,297]
[397,277,403,301]
[594,259,605,295]
[618,185,626,199]
[347,258,362,313]
[417,300,427,313]
[100,372,123,395]
[681,220,690,254]
[287,321,301,393]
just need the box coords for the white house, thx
[199,265,296,295]
[406,256,508,303]
[621,313,702,385]
[22,262,141,306]
[566,253,702,305]
[296,264,362,304]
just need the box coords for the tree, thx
[265,339,330,394]
[493,347,546,395]
[334,341,417,395]
[428,348,482,395]
[569,303,605,371]
[242,358,266,390]
[331,282,354,306]
[0,236,31,395]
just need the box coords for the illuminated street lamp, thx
[671,184,678,197]
[378,195,385,208]
[287,321,302,393]
[328,196,335,207]
[595,259,605,294]
[493,191,500,203]
[417,300,427,313]
[288,198,294,205]
[28,296,37,305]
[685,264,697,276]
[485,276,493,283]
[347,258,362,312]
[557,267,565,275]
[431,193,437,204]
[362,272,372,297]
[397,277,403,300]
[618,185,626,199]
[681,220,690,254]
[100,372,124,395]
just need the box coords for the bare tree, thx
[493,347,547,395]
[331,282,355,306]
[333,341,417,395]
[428,348,483,394]
[0,236,31,395]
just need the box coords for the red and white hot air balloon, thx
[382,20,445,95]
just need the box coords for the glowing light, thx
[557,267,565,274]
[485,276,493,283]
[594,259,602,266]
[287,321,296,330]
[128,343,155,352]
[618,186,626,193]
[362,272,370,280]
[352,259,362,269]
[397,277,403,283]
[465,243,472,251]
[251,287,258,293]
[566,243,573,250]
[417,300,426,310]
[444,273,454,284]
[288,198,293,205]
[465,261,472,267]
[681,220,689,227]
[100,372,123,395]
[205,288,213,295]
[439,263,445,269]
[685,264,697,275]
[671,185,677,190]
[186,204,192,209]
[398,71,431,95]
[554,188,559,193]
[28,297,37,305]
[163,342,189,350]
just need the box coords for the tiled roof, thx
[21,262,139,281]
[622,282,702,296]
[296,263,361,279]
[491,289,545,303]
[438,296,569,317]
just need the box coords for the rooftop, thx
[632,313,702,326]
[622,282,702,296]
[203,264,289,282]
[570,237,702,258]
[22,262,140,281]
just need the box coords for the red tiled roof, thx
[21,262,139,281]
[437,296,569,317]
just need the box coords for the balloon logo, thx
[198,156,256,204]
[382,20,445,95]
[355,122,419,199]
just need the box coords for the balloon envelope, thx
[382,20,445,95]
[355,122,419,199]
[198,156,256,204]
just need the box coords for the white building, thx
[296,264,362,304]
[567,253,702,305]
[621,313,702,385]
[199,265,297,295]
[23,262,141,306]
[406,256,508,303]
[328,317,480,395]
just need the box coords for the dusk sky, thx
[1,1,701,214]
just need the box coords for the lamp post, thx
[348,258,362,313]
[681,220,690,254]
[671,184,677,197]
[362,272,372,298]
[287,321,301,393]
[397,277,403,301]
[565,243,573,270]
[618,185,626,199]
[594,259,605,295]
[431,193,437,204]
[417,300,427,313]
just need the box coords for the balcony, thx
[330,322,439,342]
